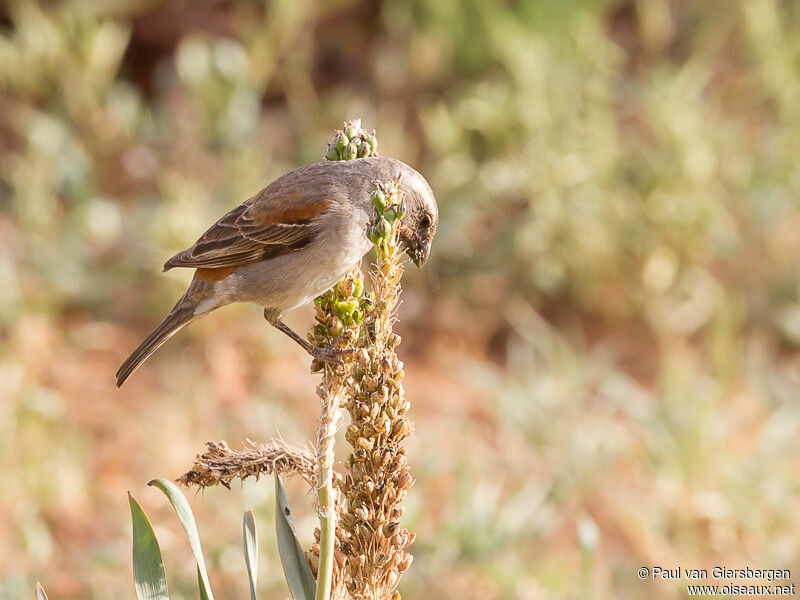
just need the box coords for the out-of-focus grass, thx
[2,0,800,598]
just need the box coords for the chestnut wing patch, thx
[163,193,330,271]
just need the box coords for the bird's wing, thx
[163,187,332,270]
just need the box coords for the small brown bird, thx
[116,156,438,387]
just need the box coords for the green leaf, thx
[243,509,258,600]
[128,493,169,600]
[197,568,211,600]
[35,583,49,600]
[275,474,316,600]
[148,479,214,600]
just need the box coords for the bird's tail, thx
[116,296,200,387]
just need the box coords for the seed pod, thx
[397,472,414,490]
[340,513,357,530]
[384,206,399,222]
[376,216,391,238]
[334,131,349,151]
[371,189,387,212]
[342,142,358,160]
[392,418,412,439]
[376,415,391,435]
[387,570,400,588]
[339,278,355,296]
[367,225,381,245]
[393,531,407,548]
[325,145,341,161]
[308,551,320,575]
[345,124,359,140]
[334,546,346,567]
[337,299,358,322]
[398,552,413,572]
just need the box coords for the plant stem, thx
[315,375,344,600]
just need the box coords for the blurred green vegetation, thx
[2,0,800,599]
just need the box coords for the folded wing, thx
[163,188,331,271]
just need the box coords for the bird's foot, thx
[309,344,358,370]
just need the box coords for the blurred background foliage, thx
[2,0,800,598]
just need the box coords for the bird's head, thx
[396,166,439,268]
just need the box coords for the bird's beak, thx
[410,239,431,268]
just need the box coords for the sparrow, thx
[115,156,438,387]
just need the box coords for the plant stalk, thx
[314,368,348,600]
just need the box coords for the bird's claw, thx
[309,345,357,370]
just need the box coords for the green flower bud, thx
[337,299,357,321]
[325,145,341,161]
[384,206,399,222]
[334,131,349,151]
[352,308,362,324]
[353,278,363,298]
[367,225,381,244]
[357,142,370,158]
[342,142,358,160]
[396,203,406,219]
[345,124,359,140]
[368,135,378,154]
[371,189,386,212]
[376,216,391,238]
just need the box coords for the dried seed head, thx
[398,552,413,572]
[397,472,414,490]
[338,178,415,599]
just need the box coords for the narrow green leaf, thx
[148,479,214,600]
[198,568,211,600]
[275,474,316,600]
[35,583,49,600]
[243,509,258,600]
[129,493,169,600]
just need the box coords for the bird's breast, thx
[217,208,372,312]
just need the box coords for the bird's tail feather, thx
[116,299,199,387]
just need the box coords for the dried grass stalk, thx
[308,267,367,600]
[177,439,315,489]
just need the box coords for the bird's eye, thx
[420,214,432,228]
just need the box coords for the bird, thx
[115,156,438,387]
